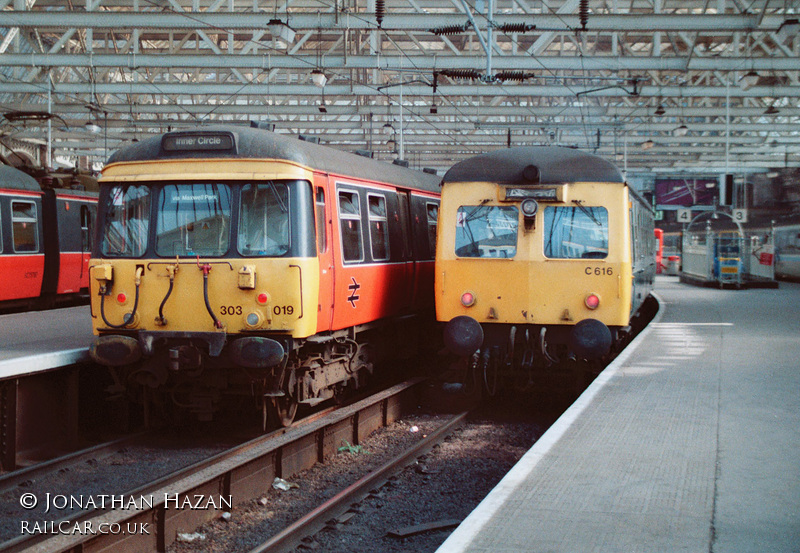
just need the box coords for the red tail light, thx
[461,291,476,307]
[585,293,600,310]
[116,293,127,304]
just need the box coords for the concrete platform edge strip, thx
[0,348,90,380]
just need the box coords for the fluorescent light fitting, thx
[654,104,666,116]
[85,121,102,134]
[673,124,689,137]
[641,139,655,150]
[764,105,780,115]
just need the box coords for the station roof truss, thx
[0,0,798,175]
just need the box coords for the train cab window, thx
[101,185,151,257]
[155,184,231,257]
[238,183,290,257]
[455,205,518,259]
[426,203,439,258]
[11,201,39,253]
[315,188,327,254]
[338,190,363,262]
[368,194,390,261]
[543,206,609,259]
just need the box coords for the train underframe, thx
[445,298,657,399]
[100,315,428,429]
[454,323,626,396]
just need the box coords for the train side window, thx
[426,202,439,258]
[80,204,92,251]
[338,190,363,262]
[543,206,609,259]
[455,205,518,259]
[11,201,39,253]
[368,194,390,261]
[315,187,327,254]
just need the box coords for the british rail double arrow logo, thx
[347,277,361,308]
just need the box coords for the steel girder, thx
[0,0,798,174]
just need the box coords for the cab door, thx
[314,175,335,332]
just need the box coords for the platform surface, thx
[0,306,92,378]
[437,276,800,553]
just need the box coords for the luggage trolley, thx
[681,212,745,288]
[713,231,743,287]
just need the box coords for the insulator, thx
[440,69,482,80]
[430,23,469,35]
[375,0,385,28]
[495,71,534,82]
[498,23,535,33]
[579,0,589,30]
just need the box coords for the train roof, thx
[0,164,42,192]
[442,146,624,185]
[106,125,442,193]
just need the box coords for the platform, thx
[436,276,800,553]
[0,306,92,379]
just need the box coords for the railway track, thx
[0,434,147,495]
[249,411,468,553]
[3,378,427,553]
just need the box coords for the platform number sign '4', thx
[677,208,692,224]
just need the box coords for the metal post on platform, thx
[706,220,714,280]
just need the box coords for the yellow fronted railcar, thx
[89,125,440,427]
[436,147,655,392]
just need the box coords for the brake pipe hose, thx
[156,262,179,326]
[199,262,224,329]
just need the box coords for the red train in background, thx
[0,163,98,312]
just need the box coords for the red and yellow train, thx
[88,125,440,426]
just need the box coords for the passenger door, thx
[314,175,335,332]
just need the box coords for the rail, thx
[3,378,425,553]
